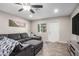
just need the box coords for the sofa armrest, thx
[10,44,33,56]
[20,44,30,50]
[15,44,33,56]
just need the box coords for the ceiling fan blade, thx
[15,3,22,5]
[18,8,23,12]
[31,5,43,8]
[30,9,35,14]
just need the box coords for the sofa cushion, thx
[24,40,42,46]
[17,38,31,43]
[20,33,29,39]
[31,36,42,40]
[0,36,4,40]
[8,34,21,40]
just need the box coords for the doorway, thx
[47,23,59,42]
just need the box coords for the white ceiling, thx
[0,3,78,20]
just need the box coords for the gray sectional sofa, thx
[0,33,43,56]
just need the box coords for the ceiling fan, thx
[15,3,43,14]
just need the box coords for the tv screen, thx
[72,13,79,35]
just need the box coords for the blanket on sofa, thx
[0,37,20,56]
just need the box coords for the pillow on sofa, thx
[0,37,20,56]
[20,33,29,39]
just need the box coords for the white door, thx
[47,23,59,42]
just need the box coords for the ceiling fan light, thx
[54,9,59,13]
[23,6,31,11]
[29,15,32,17]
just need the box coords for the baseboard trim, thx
[45,40,67,44]
[56,41,67,44]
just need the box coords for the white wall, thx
[0,11,31,34]
[31,16,70,43]
[59,17,71,43]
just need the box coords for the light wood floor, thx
[36,41,70,56]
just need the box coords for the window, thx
[38,23,47,32]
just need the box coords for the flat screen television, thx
[72,13,79,35]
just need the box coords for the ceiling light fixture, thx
[29,14,32,17]
[23,6,31,11]
[54,9,59,13]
